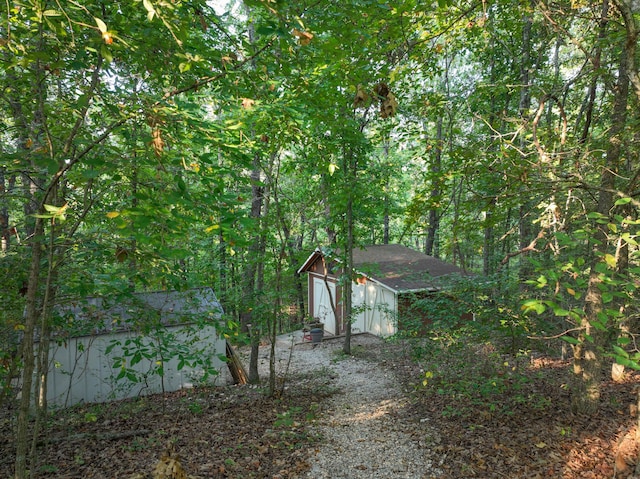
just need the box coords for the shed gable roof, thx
[299,244,467,292]
[55,287,223,338]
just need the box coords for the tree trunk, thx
[572,42,628,415]
[321,174,337,245]
[382,141,390,245]
[483,204,494,276]
[342,147,357,356]
[15,218,45,479]
[244,156,265,384]
[0,168,11,252]
[425,113,443,258]
[517,3,535,284]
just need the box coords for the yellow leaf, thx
[151,127,164,156]
[241,98,255,109]
[205,224,220,233]
[567,287,576,296]
[535,442,547,448]
[604,253,617,268]
[94,17,107,34]
[106,211,120,219]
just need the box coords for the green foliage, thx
[398,273,539,354]
[106,323,221,387]
[521,210,640,369]
[414,337,548,418]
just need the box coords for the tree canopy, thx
[3,0,640,476]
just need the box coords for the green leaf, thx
[615,197,632,206]
[560,335,580,345]
[44,204,61,213]
[622,233,638,246]
[612,345,629,359]
[521,300,546,314]
[618,337,631,346]
[101,45,113,63]
[176,176,187,193]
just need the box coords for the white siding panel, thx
[313,277,336,335]
[351,282,397,337]
[352,283,366,333]
[45,325,226,408]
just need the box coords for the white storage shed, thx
[45,287,227,408]
[298,244,468,337]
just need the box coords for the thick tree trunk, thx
[572,43,628,415]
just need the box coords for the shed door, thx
[313,277,336,335]
[352,283,366,333]
[352,282,396,337]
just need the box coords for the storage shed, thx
[46,287,227,407]
[297,244,468,337]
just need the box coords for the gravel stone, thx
[256,332,444,479]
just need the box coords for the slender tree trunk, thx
[342,147,357,355]
[382,141,390,245]
[425,115,442,257]
[0,168,11,252]
[517,4,534,284]
[483,203,495,276]
[321,174,337,245]
[244,155,264,384]
[15,218,45,479]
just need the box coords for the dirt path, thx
[259,333,443,479]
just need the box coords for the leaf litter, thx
[1,333,639,478]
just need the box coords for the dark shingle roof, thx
[351,244,467,292]
[54,288,223,338]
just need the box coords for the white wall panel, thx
[44,324,226,408]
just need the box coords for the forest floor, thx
[1,333,640,478]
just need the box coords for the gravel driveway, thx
[257,332,444,479]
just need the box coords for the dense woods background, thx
[3,0,640,477]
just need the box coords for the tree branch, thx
[499,228,547,267]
